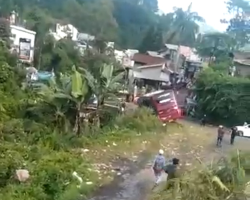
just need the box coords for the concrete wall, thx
[235,63,250,77]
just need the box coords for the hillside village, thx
[0,0,250,200]
[8,10,250,94]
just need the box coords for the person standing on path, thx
[152,149,166,186]
[230,127,237,145]
[217,125,225,147]
[201,114,207,126]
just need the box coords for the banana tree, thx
[81,63,124,127]
[34,66,89,134]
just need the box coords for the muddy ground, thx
[88,120,250,200]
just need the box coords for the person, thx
[217,125,225,147]
[230,126,237,145]
[244,122,247,126]
[164,158,180,189]
[201,114,207,126]
[152,149,166,186]
[164,158,180,180]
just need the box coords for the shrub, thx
[114,107,163,132]
[194,68,250,125]
[0,143,97,200]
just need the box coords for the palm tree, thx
[165,3,204,47]
[164,4,204,75]
[81,63,124,127]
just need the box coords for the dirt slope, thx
[88,120,250,200]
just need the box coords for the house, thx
[158,44,201,74]
[8,11,36,63]
[50,23,79,41]
[125,49,139,57]
[10,25,36,63]
[132,53,167,66]
[77,32,95,42]
[233,52,250,77]
[128,53,173,90]
[132,63,172,82]
[146,51,163,57]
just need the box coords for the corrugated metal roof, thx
[146,51,163,57]
[133,70,170,82]
[132,53,166,65]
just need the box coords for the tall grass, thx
[152,150,250,200]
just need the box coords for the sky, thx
[158,0,230,32]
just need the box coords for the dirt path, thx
[88,120,250,200]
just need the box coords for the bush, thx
[194,68,250,125]
[210,61,230,74]
[0,108,164,200]
[0,142,97,200]
[114,107,163,132]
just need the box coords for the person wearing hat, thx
[217,125,225,147]
[152,149,166,186]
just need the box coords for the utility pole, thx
[173,45,180,90]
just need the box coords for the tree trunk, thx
[73,104,81,135]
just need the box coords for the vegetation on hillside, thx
[194,66,250,126]
[0,0,250,199]
[0,40,164,199]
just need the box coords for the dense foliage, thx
[0,0,206,51]
[0,27,166,199]
[0,0,250,199]
[194,66,250,125]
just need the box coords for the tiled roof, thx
[132,53,166,65]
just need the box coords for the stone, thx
[16,169,30,182]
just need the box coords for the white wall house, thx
[50,23,79,41]
[10,25,36,63]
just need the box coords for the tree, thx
[224,0,250,49]
[0,18,10,46]
[0,0,14,17]
[196,32,235,62]
[140,0,158,13]
[194,68,250,125]
[33,66,90,134]
[138,24,163,53]
[81,64,123,126]
[24,7,53,68]
[113,0,156,48]
[165,3,204,47]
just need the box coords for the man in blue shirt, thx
[152,149,166,186]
